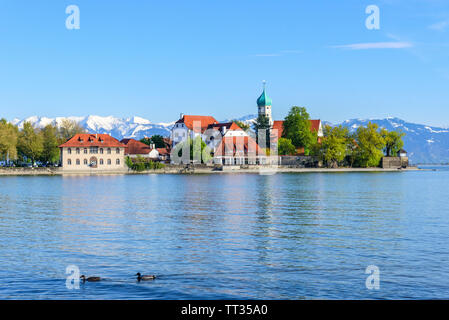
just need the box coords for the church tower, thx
[257,81,273,127]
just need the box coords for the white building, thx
[59,133,126,172]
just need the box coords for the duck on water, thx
[80,275,101,282]
[136,273,156,281]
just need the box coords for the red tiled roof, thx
[59,133,125,148]
[120,138,154,155]
[215,136,266,157]
[157,148,169,155]
[272,120,285,137]
[176,115,218,133]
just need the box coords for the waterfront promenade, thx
[0,166,420,176]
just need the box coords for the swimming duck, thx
[80,275,101,282]
[136,272,156,281]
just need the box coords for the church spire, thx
[257,81,273,126]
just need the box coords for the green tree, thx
[345,132,358,168]
[17,122,44,164]
[125,156,133,168]
[58,119,86,141]
[140,135,165,148]
[381,129,405,157]
[40,124,60,164]
[253,114,271,149]
[278,137,296,155]
[355,122,386,167]
[282,106,316,155]
[0,119,19,162]
[318,125,348,168]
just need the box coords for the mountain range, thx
[11,115,449,164]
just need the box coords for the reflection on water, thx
[0,169,449,299]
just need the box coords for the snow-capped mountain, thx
[10,115,449,164]
[12,115,174,140]
[221,114,258,126]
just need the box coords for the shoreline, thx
[0,166,422,176]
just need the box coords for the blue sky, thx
[0,0,448,126]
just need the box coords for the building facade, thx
[121,138,160,159]
[171,114,219,148]
[59,133,126,172]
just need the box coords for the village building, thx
[170,114,267,165]
[214,135,267,165]
[59,133,126,171]
[170,83,324,164]
[171,114,219,148]
[120,138,160,159]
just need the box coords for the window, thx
[76,159,80,165]
[90,147,98,154]
[67,159,71,165]
[107,159,111,165]
[100,159,104,165]
[84,159,88,165]
[116,159,120,165]
[68,148,71,154]
[116,148,120,154]
[76,148,80,154]
[107,148,111,154]
[100,148,103,154]
[84,148,87,154]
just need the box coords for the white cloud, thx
[332,42,413,50]
[429,20,449,31]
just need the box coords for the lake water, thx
[0,167,448,299]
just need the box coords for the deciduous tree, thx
[381,129,405,157]
[40,124,60,164]
[278,137,296,156]
[282,106,316,155]
[58,119,86,142]
[0,119,19,162]
[17,122,43,164]
[355,122,385,167]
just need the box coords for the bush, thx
[127,156,165,171]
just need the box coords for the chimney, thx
[151,143,155,149]
[180,113,184,120]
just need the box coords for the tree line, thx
[255,106,405,168]
[0,119,85,165]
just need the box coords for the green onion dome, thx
[257,88,272,107]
